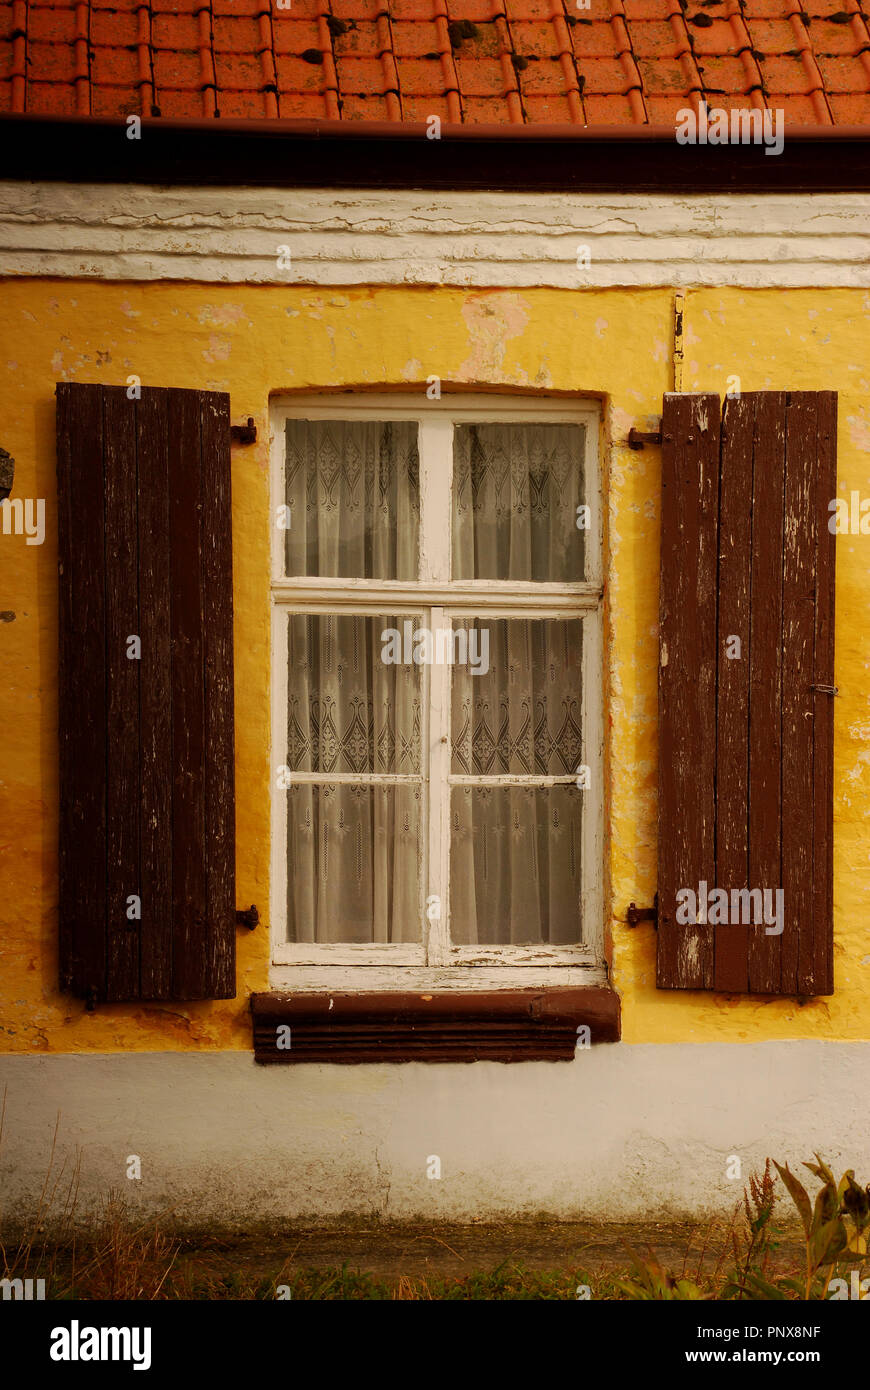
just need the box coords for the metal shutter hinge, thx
[230,417,257,445]
[626,894,658,929]
[236,904,259,929]
[0,446,14,502]
[628,427,662,451]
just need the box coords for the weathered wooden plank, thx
[104,388,140,1001]
[714,393,753,992]
[167,389,208,998]
[780,394,818,995]
[810,392,837,996]
[657,393,719,989]
[747,393,786,994]
[200,391,236,999]
[137,389,173,1000]
[57,383,108,1001]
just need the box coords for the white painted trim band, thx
[2,183,870,287]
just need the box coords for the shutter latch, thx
[628,427,662,451]
[626,894,658,928]
[236,904,260,929]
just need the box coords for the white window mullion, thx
[448,774,577,786]
[420,417,453,965]
[419,417,452,584]
[425,605,451,966]
[287,772,421,784]
[585,413,603,587]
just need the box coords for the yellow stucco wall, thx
[2,279,869,1052]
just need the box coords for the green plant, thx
[616,1164,781,1301]
[615,1247,708,1300]
[767,1154,870,1300]
[721,1158,784,1299]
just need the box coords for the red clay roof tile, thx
[28,38,76,84]
[28,8,76,43]
[27,81,76,114]
[769,90,824,118]
[2,0,868,125]
[830,90,870,117]
[153,49,201,92]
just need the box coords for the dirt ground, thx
[173,1218,806,1280]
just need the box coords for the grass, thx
[23,1250,637,1301]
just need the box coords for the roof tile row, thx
[3,0,870,125]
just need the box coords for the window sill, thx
[250,987,620,1063]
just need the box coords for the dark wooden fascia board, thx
[251,988,620,1063]
[5,115,870,192]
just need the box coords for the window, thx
[270,395,604,990]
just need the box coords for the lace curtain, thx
[284,418,585,947]
[286,613,423,944]
[451,618,584,945]
[285,418,419,579]
[453,422,586,582]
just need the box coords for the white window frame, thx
[269,394,605,992]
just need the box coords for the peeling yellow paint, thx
[847,409,870,453]
[1,281,869,1052]
[197,304,250,328]
[202,334,232,362]
[458,291,530,379]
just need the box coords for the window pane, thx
[451,619,584,775]
[452,422,586,581]
[287,614,422,773]
[285,419,419,579]
[287,784,422,944]
[450,785,582,945]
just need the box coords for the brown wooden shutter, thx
[57,384,236,1003]
[657,391,836,995]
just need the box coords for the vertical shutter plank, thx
[57,383,107,1000]
[811,392,837,996]
[104,387,141,1002]
[747,394,786,993]
[714,394,753,992]
[138,389,173,1000]
[657,393,719,989]
[200,392,236,999]
[168,389,208,998]
[781,394,819,995]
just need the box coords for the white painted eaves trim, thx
[1,182,870,287]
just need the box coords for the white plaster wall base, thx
[0,1043,865,1230]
